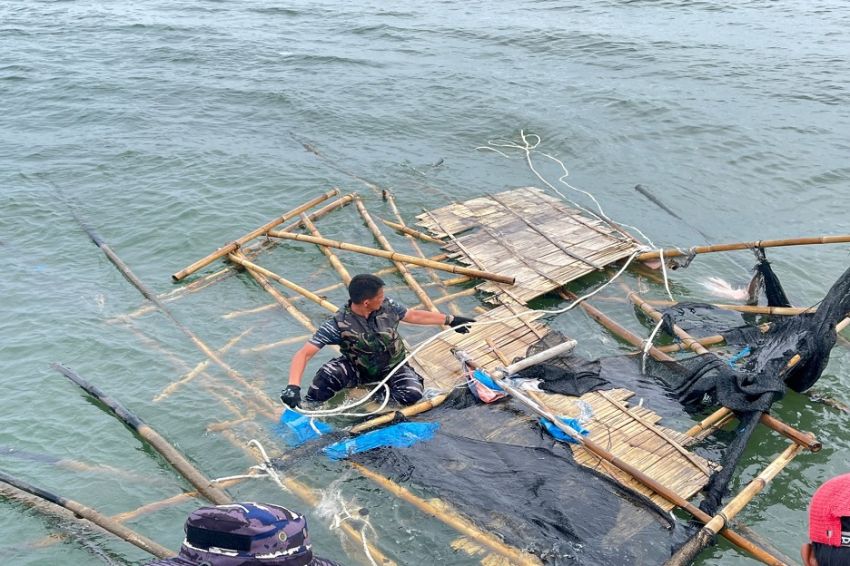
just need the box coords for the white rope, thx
[247,439,288,492]
[641,318,667,375]
[659,248,675,302]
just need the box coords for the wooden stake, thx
[300,213,352,285]
[52,364,233,506]
[0,472,173,559]
[266,230,515,285]
[664,443,801,566]
[637,234,850,262]
[229,252,337,314]
[171,188,340,281]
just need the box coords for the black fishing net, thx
[350,391,686,565]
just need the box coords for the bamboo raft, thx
[61,186,837,566]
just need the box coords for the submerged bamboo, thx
[228,253,337,314]
[0,471,173,559]
[349,462,541,566]
[355,198,439,312]
[266,230,516,285]
[637,234,850,262]
[171,188,340,281]
[664,443,802,566]
[381,218,445,244]
[52,364,232,506]
[300,213,352,285]
[645,299,813,316]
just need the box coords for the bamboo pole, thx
[349,393,451,434]
[355,198,440,313]
[171,188,340,281]
[239,333,312,355]
[637,234,850,262]
[664,443,802,566]
[231,250,317,331]
[52,364,232,506]
[381,218,445,244]
[644,299,814,316]
[349,462,541,566]
[384,192,462,316]
[459,352,786,566]
[0,471,174,559]
[228,252,337,314]
[74,219,277,414]
[154,328,252,402]
[266,230,515,285]
[278,193,357,234]
[626,291,711,354]
[300,213,352,285]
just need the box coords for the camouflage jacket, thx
[333,299,406,381]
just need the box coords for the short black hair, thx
[348,274,385,304]
[813,517,850,566]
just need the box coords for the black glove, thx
[449,315,476,334]
[280,385,302,408]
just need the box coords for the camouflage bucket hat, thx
[175,502,315,566]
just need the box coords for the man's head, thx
[348,274,385,310]
[802,473,850,566]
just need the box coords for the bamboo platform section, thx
[416,187,641,305]
[542,388,718,511]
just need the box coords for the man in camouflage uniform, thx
[281,274,475,408]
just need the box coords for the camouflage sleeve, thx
[384,297,408,320]
[308,318,341,348]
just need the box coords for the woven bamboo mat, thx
[416,187,641,305]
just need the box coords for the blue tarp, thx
[539,416,589,444]
[323,422,440,460]
[276,408,334,447]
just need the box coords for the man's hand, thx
[449,315,476,334]
[280,385,302,408]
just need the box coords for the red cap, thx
[809,473,850,547]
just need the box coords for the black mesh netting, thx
[350,393,687,565]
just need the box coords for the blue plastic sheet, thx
[276,408,334,447]
[323,422,439,460]
[472,368,504,391]
[539,416,589,444]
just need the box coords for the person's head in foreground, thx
[803,473,850,566]
[146,502,340,566]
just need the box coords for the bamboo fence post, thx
[459,354,786,566]
[349,462,541,566]
[384,191,462,316]
[354,198,440,314]
[171,189,340,281]
[0,472,174,559]
[380,218,445,244]
[664,443,802,566]
[637,234,850,262]
[154,328,253,402]
[266,230,515,285]
[52,364,233,506]
[228,252,337,314]
[299,213,352,285]
[230,251,317,331]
